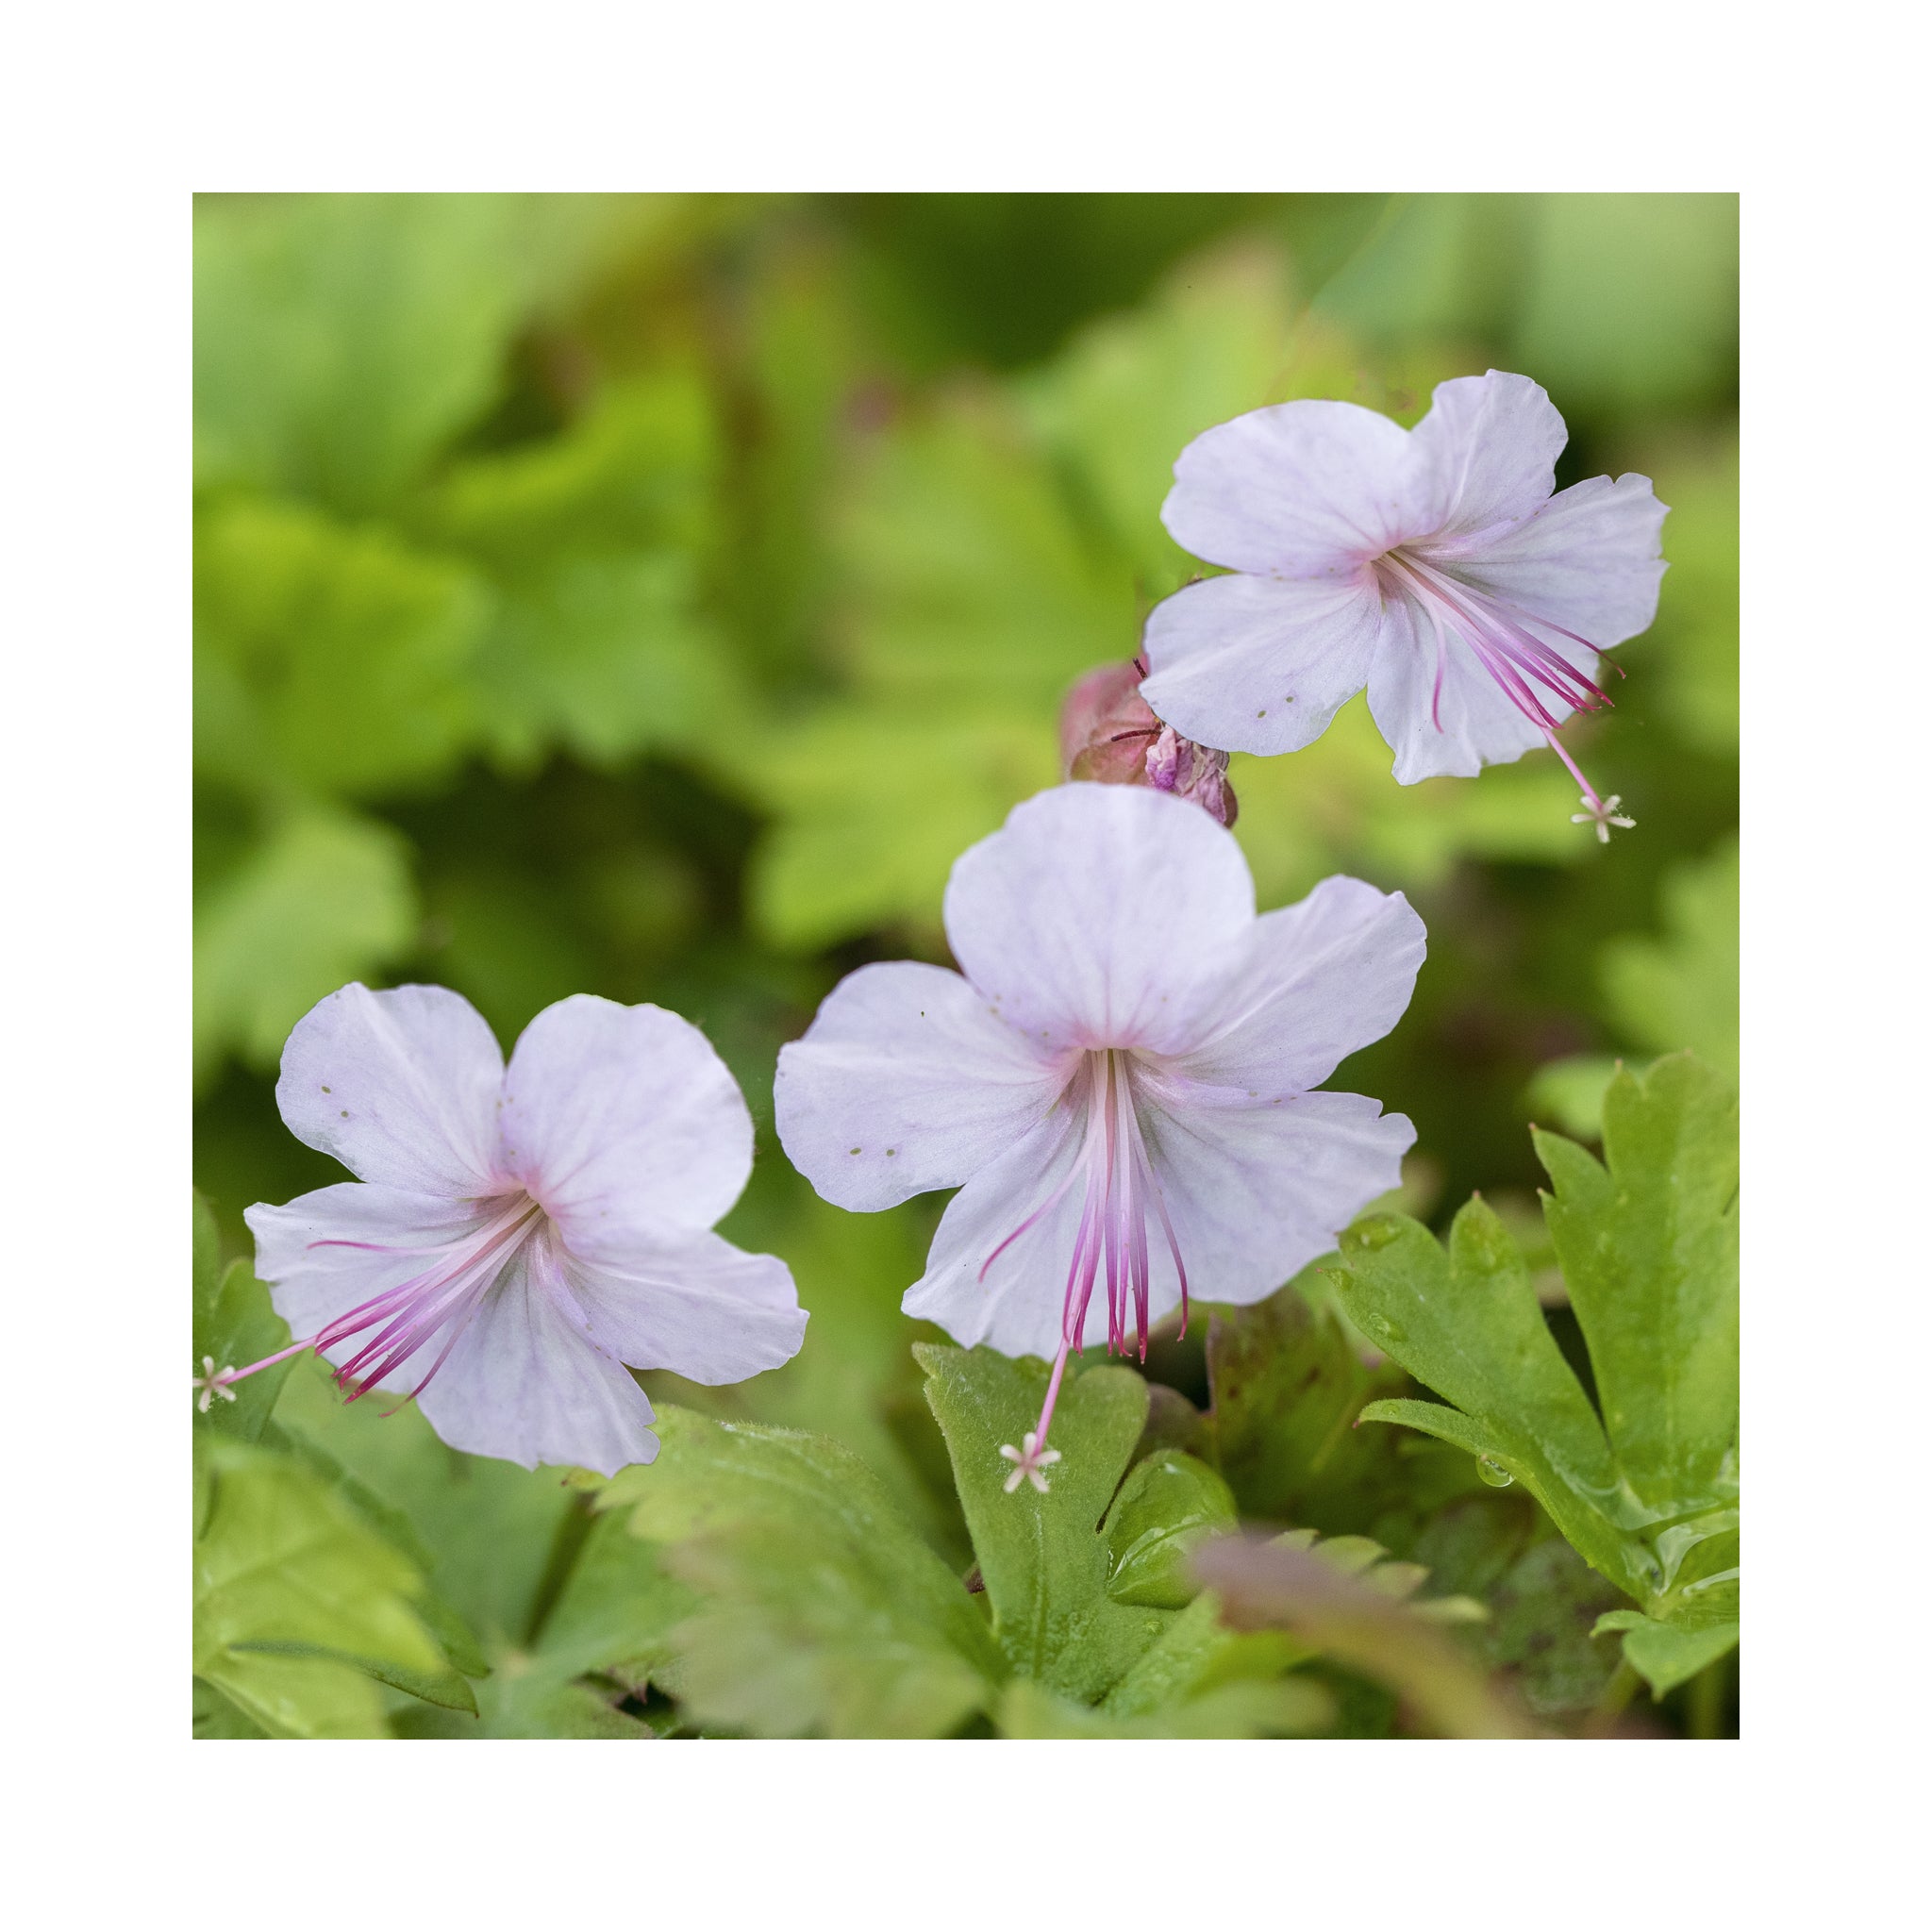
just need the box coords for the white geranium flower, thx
[774,784,1423,1486]
[216,986,806,1475]
[1141,371,1667,832]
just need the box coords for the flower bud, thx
[1059,658,1238,827]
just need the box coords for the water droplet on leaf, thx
[1476,1455,1514,1488]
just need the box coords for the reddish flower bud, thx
[1059,658,1238,827]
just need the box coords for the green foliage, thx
[193,1436,480,1738]
[195,194,526,513]
[590,1407,1001,1738]
[1332,1055,1739,1690]
[1104,1451,1240,1608]
[190,193,1737,1738]
[193,805,418,1082]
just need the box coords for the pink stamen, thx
[983,1048,1188,1480]
[207,1193,544,1408]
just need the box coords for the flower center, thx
[984,1049,1190,1492]
[206,1190,546,1411]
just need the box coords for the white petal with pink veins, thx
[244,1182,501,1393]
[416,1239,662,1475]
[1405,371,1568,538]
[276,983,506,1195]
[1140,570,1388,758]
[1139,1087,1415,1306]
[1161,399,1420,575]
[568,1230,807,1386]
[1446,472,1668,648]
[942,785,1254,1057]
[499,995,753,1262]
[775,960,1061,1213]
[1175,877,1426,1095]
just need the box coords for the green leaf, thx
[194,496,490,800]
[1338,1203,1637,1591]
[1104,1451,1239,1608]
[466,555,743,775]
[192,1191,295,1443]
[192,805,417,1082]
[425,366,723,573]
[193,1436,478,1737]
[998,1674,1329,1740]
[1592,1610,1740,1698]
[915,1343,1178,1703]
[1533,1056,1739,1635]
[1600,841,1740,1077]
[1335,1056,1740,1632]
[194,194,526,512]
[1524,1054,1625,1142]
[591,1407,1001,1738]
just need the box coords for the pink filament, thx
[217,1193,543,1407]
[1377,549,1613,733]
[983,1050,1190,1459]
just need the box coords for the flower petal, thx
[245,1184,499,1392]
[1172,877,1425,1094]
[901,1109,1152,1357]
[1141,1088,1414,1306]
[499,995,752,1261]
[942,784,1254,1056]
[774,961,1061,1212]
[1162,400,1420,575]
[1140,572,1386,758]
[1450,473,1668,647]
[416,1235,660,1475]
[1405,372,1567,538]
[275,983,505,1195]
[568,1231,808,1384]
[1365,599,1554,782]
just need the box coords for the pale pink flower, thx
[1140,371,1667,832]
[774,784,1422,1488]
[215,985,806,1475]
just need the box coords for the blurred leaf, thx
[1639,437,1739,757]
[195,497,490,800]
[1593,1609,1739,1697]
[425,366,723,573]
[193,1436,475,1738]
[1335,1057,1740,1644]
[270,1355,577,1652]
[192,805,417,1082]
[1524,1054,1625,1142]
[1482,1536,1625,1714]
[1193,1532,1533,1738]
[194,193,527,511]
[997,1674,1328,1739]
[746,707,1054,951]
[591,1407,1001,1738]
[192,1191,294,1442]
[1104,1450,1239,1608]
[1601,838,1740,1075]
[1512,194,1738,418]
[468,554,742,774]
[916,1344,1179,1703]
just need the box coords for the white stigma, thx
[1571,793,1637,843]
[194,1356,238,1413]
[998,1430,1063,1495]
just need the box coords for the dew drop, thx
[1476,1455,1515,1489]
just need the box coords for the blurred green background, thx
[192,193,1737,1707]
